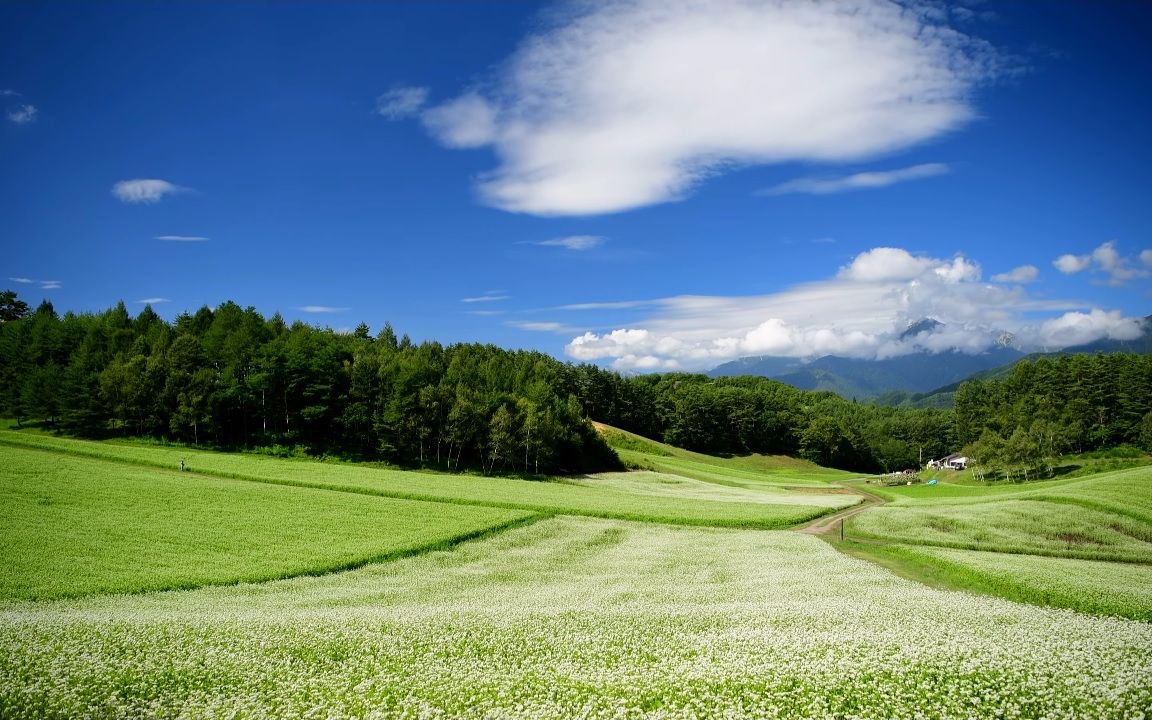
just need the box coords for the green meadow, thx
[0,443,533,600]
[0,430,846,529]
[840,464,1152,620]
[1,428,1150,718]
[598,423,859,488]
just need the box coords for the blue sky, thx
[3,0,1150,371]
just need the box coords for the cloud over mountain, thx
[564,246,1144,370]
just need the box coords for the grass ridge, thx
[14,513,548,602]
[0,434,834,529]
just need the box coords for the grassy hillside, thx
[0,430,846,530]
[2,424,1149,717]
[595,422,859,488]
[838,464,1152,620]
[0,443,533,600]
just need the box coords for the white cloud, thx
[136,297,170,305]
[1028,310,1144,349]
[413,0,998,216]
[991,265,1039,283]
[6,104,37,124]
[9,276,61,289]
[563,246,1142,370]
[536,235,605,251]
[155,235,209,242]
[559,300,654,311]
[1054,242,1150,285]
[508,321,580,334]
[761,163,951,196]
[112,179,190,204]
[375,86,429,119]
[422,92,499,148]
[0,90,20,97]
[838,247,938,282]
[1053,253,1090,274]
[461,293,510,303]
[297,306,349,313]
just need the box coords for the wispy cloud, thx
[9,276,60,290]
[508,321,580,334]
[1053,241,1151,286]
[991,265,1039,284]
[136,297,170,305]
[558,300,653,311]
[375,86,429,119]
[6,104,37,124]
[297,306,349,314]
[0,90,20,97]
[112,179,192,204]
[466,309,505,317]
[407,0,999,215]
[535,235,605,251]
[760,163,951,196]
[155,235,209,242]
[461,293,510,303]
[564,246,1144,370]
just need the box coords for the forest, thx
[1,292,1150,475]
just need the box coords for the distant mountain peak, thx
[899,318,942,341]
[995,331,1017,349]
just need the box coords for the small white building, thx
[931,454,968,470]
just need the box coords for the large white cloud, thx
[415,0,998,216]
[564,246,1145,370]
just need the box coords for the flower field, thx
[1,518,1149,719]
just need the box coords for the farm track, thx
[795,487,885,536]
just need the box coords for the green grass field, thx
[885,544,1152,622]
[0,431,844,529]
[847,498,1152,562]
[598,423,858,488]
[846,466,1152,560]
[1,517,1148,719]
[2,428,1150,718]
[0,444,534,600]
[837,463,1152,620]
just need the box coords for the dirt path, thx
[795,486,885,536]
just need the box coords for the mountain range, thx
[708,315,1152,403]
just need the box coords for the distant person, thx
[180,458,185,472]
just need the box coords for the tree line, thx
[1,293,1148,476]
[0,297,619,474]
[954,352,1152,479]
